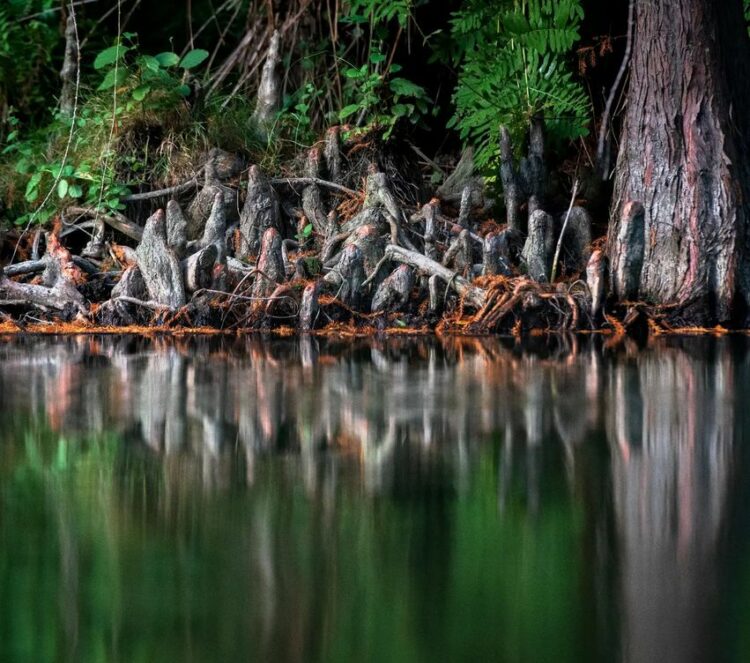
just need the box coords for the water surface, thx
[0,334,748,662]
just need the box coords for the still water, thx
[0,334,747,662]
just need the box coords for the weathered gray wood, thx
[111,264,146,300]
[302,147,328,235]
[428,273,442,313]
[135,209,186,309]
[0,233,85,313]
[65,206,143,241]
[420,200,440,262]
[499,128,522,232]
[586,249,608,323]
[611,201,645,301]
[342,224,385,277]
[324,244,365,307]
[520,113,546,210]
[364,168,401,223]
[238,165,281,258]
[560,206,592,274]
[522,209,554,282]
[251,30,281,139]
[81,219,105,260]
[457,185,473,228]
[442,228,472,276]
[340,207,384,235]
[59,12,77,117]
[482,231,513,277]
[166,199,188,258]
[186,180,221,241]
[251,227,285,299]
[299,280,322,331]
[184,245,218,293]
[324,126,343,184]
[384,244,487,309]
[197,191,227,261]
[437,148,484,205]
[371,265,414,312]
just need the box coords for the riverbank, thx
[0,121,726,335]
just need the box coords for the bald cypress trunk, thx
[609,0,750,324]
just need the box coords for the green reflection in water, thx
[0,419,586,663]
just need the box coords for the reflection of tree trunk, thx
[607,344,733,663]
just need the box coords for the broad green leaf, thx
[131,85,151,101]
[94,45,125,70]
[68,184,83,198]
[339,104,360,120]
[175,84,191,97]
[179,49,209,69]
[57,179,68,199]
[155,51,180,67]
[97,67,127,91]
[139,55,161,72]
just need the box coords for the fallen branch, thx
[270,177,357,197]
[65,206,143,241]
[121,178,198,202]
[383,244,486,309]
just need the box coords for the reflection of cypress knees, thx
[135,210,186,309]
[611,201,645,301]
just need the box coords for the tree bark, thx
[610,0,750,323]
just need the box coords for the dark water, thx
[0,334,749,662]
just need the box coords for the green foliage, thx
[447,0,590,171]
[1,34,215,226]
[279,0,433,143]
[0,0,59,132]
[337,56,432,138]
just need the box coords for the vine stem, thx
[596,0,635,179]
[92,0,122,227]
[11,0,81,263]
[550,179,579,284]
